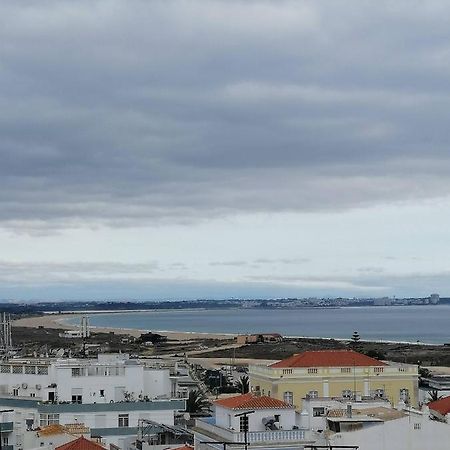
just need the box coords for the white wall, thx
[214,405,296,432]
[299,398,390,431]
[327,411,450,450]
[0,357,174,404]
[57,408,175,429]
[143,369,171,399]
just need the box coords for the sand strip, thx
[12,313,235,341]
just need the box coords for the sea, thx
[66,305,450,344]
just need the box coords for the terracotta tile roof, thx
[270,350,387,368]
[170,445,194,450]
[428,396,450,416]
[38,424,67,436]
[215,393,293,410]
[63,423,90,435]
[56,436,105,450]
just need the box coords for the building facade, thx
[0,354,188,403]
[249,350,418,408]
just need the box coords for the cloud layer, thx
[2,1,450,231]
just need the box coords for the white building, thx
[298,396,393,432]
[0,354,188,403]
[0,354,191,450]
[324,404,450,450]
[193,393,313,449]
[0,395,185,450]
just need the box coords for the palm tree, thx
[235,375,250,394]
[185,389,211,414]
[427,389,442,403]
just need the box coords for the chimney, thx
[346,403,352,418]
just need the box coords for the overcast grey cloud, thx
[2,0,450,230]
[2,1,450,299]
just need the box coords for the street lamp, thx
[0,409,13,450]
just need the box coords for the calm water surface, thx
[67,305,450,344]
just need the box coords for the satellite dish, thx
[56,349,64,357]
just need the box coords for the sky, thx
[2,0,450,300]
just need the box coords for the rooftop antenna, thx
[0,313,12,357]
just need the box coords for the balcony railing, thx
[195,419,306,443]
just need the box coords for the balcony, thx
[194,418,308,444]
[0,422,14,433]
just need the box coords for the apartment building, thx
[0,354,188,403]
[0,396,185,450]
[249,350,419,408]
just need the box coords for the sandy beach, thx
[12,313,235,341]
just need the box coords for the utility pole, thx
[234,410,255,450]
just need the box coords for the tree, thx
[349,331,362,351]
[185,389,211,414]
[235,375,250,394]
[427,390,442,403]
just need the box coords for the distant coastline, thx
[61,305,450,345]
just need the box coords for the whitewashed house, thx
[193,393,313,449]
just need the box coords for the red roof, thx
[270,350,387,368]
[56,437,105,450]
[171,446,194,450]
[215,393,293,410]
[428,396,450,416]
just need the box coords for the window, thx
[342,389,352,399]
[374,367,384,373]
[72,368,82,377]
[374,388,384,398]
[30,393,36,398]
[283,391,293,405]
[274,414,280,422]
[37,366,48,375]
[414,423,421,430]
[13,389,19,396]
[40,414,59,427]
[400,388,409,403]
[118,414,129,427]
[308,390,319,399]
[71,395,82,404]
[99,389,105,397]
[313,407,325,417]
[49,414,59,425]
[398,367,406,372]
[308,368,318,374]
[239,415,249,432]
[12,366,23,374]
[341,368,351,374]
[1,366,10,374]
[282,369,293,375]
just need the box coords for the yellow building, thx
[249,350,418,408]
